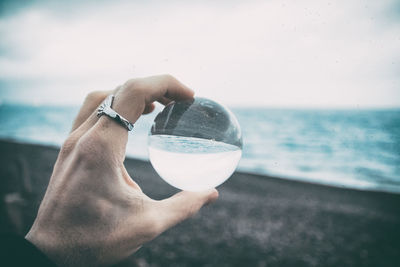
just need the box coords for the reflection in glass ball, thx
[148,97,243,191]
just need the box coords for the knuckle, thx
[186,204,198,218]
[124,79,140,90]
[59,135,79,159]
[123,79,144,93]
[162,73,175,81]
[161,74,177,85]
[86,90,106,100]
[183,201,201,218]
[147,214,163,238]
[74,131,109,166]
[120,79,148,103]
[85,91,108,105]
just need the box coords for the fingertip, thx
[154,188,219,233]
[206,188,219,204]
[143,103,155,114]
[182,82,195,99]
[187,87,195,98]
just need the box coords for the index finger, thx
[126,74,195,105]
[92,75,195,160]
[112,74,194,125]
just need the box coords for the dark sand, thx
[1,139,400,267]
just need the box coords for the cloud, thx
[0,0,399,107]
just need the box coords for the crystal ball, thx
[148,97,243,191]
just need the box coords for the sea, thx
[0,103,399,193]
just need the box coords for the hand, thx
[25,75,219,266]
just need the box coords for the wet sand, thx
[1,139,399,267]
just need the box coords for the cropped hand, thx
[25,75,218,266]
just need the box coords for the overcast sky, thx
[0,0,399,107]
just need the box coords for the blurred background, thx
[1,1,400,266]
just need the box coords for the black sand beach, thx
[1,139,400,267]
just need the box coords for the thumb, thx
[155,189,219,233]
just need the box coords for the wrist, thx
[25,228,60,265]
[26,227,91,267]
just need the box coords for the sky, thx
[0,0,399,108]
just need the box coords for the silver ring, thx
[97,95,134,131]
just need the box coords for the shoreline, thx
[1,139,400,266]
[1,137,398,196]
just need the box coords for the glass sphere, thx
[148,97,243,191]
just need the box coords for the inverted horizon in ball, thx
[148,97,243,191]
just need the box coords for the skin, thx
[25,75,219,266]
